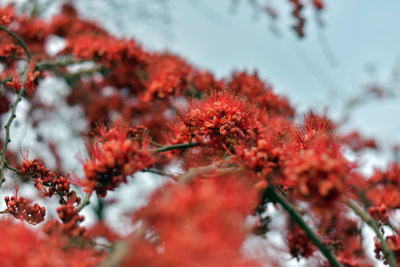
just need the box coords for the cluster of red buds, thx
[4,188,46,225]
[369,204,389,224]
[83,125,154,197]
[44,204,86,238]
[21,158,78,204]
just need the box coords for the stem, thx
[0,88,25,187]
[77,193,91,212]
[0,25,31,61]
[266,186,343,267]
[346,200,398,267]
[154,142,199,153]
[142,168,169,176]
[5,163,22,175]
[0,25,32,188]
[34,58,80,71]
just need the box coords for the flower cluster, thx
[21,158,77,203]
[4,187,46,225]
[282,136,351,205]
[369,204,389,224]
[366,162,400,210]
[124,175,261,267]
[0,5,13,25]
[375,234,400,265]
[176,92,260,149]
[0,221,103,267]
[287,223,316,259]
[83,124,154,197]
[227,71,294,117]
[44,204,86,238]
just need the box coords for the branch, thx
[153,142,199,153]
[266,186,343,267]
[0,25,32,188]
[346,200,398,267]
[34,58,83,71]
[0,25,31,61]
[0,87,25,187]
[76,193,91,212]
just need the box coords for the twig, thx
[153,142,199,153]
[346,200,398,267]
[34,58,83,71]
[76,193,91,212]
[5,163,22,175]
[0,25,31,61]
[141,168,169,177]
[0,88,25,187]
[266,186,343,267]
[0,25,32,188]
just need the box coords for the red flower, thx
[123,175,261,267]
[4,186,46,225]
[177,91,261,150]
[6,75,22,92]
[82,123,154,197]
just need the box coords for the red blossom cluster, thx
[0,5,13,25]
[123,175,261,267]
[0,221,103,267]
[83,124,154,197]
[369,204,389,224]
[366,162,400,210]
[3,187,45,225]
[375,234,400,265]
[44,203,86,238]
[21,158,76,202]
[176,92,261,149]
[287,223,316,259]
[282,136,351,205]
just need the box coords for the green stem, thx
[154,142,199,153]
[266,186,343,267]
[0,25,31,61]
[0,25,32,188]
[0,88,25,187]
[5,163,22,175]
[346,200,398,267]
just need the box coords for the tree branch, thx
[346,200,398,267]
[153,142,199,153]
[0,25,32,188]
[0,25,31,61]
[266,186,343,267]
[76,193,91,212]
[0,87,25,187]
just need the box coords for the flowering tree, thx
[0,1,399,267]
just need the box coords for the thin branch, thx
[0,25,32,188]
[0,87,25,187]
[141,168,169,177]
[153,142,199,153]
[346,200,398,267]
[5,163,22,175]
[76,193,91,212]
[266,186,343,267]
[34,58,82,71]
[0,25,31,61]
